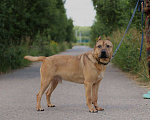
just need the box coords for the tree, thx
[0,0,75,46]
[90,0,142,44]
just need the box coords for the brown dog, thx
[24,36,113,113]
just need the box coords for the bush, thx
[0,44,31,72]
[111,28,149,81]
[0,41,73,73]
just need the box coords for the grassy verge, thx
[0,41,72,73]
[110,28,149,86]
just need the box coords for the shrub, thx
[0,41,73,73]
[0,44,31,72]
[111,28,149,81]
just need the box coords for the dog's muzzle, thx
[99,49,108,58]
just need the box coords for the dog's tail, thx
[24,55,46,62]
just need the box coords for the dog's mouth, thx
[99,54,109,58]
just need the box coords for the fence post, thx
[144,0,150,78]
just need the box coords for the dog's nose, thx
[101,49,106,55]
[99,49,107,58]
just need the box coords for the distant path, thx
[0,46,149,120]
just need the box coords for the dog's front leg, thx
[84,82,98,113]
[92,80,104,111]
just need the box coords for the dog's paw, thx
[37,108,44,111]
[48,104,55,107]
[96,107,104,111]
[89,109,98,113]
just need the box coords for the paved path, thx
[0,46,149,120]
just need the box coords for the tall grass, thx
[111,28,149,81]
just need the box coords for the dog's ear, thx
[96,36,101,42]
[95,36,101,49]
[107,37,111,41]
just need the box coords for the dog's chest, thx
[98,71,104,80]
[97,65,106,80]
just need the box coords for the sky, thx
[64,0,96,27]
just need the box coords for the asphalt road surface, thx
[0,46,149,120]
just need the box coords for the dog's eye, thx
[107,45,110,48]
[97,45,101,48]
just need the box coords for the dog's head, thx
[93,36,113,64]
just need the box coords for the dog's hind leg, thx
[46,80,58,107]
[92,80,104,111]
[36,77,52,111]
[46,75,62,107]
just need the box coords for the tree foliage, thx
[0,0,75,72]
[74,26,91,42]
[91,0,142,45]
[74,26,91,36]
[0,0,75,46]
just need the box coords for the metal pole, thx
[75,30,78,38]
[79,32,82,43]
[144,0,150,78]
